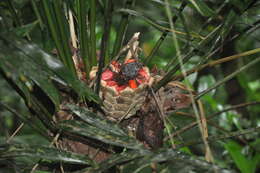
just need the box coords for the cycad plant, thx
[0,0,260,172]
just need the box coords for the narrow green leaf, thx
[196,57,260,99]
[5,0,22,26]
[0,102,50,140]
[144,1,187,65]
[30,0,44,30]
[144,31,168,65]
[53,0,76,75]
[0,32,100,104]
[67,104,126,136]
[112,0,136,57]
[88,150,150,172]
[188,0,215,17]
[41,1,66,64]
[42,0,76,77]
[0,34,61,107]
[76,0,91,75]
[224,141,254,173]
[90,0,97,67]
[91,148,233,173]
[95,0,113,93]
[221,11,237,39]
[117,8,203,39]
[123,148,234,173]
[0,143,95,166]
[58,120,144,150]
[117,8,167,32]
[154,24,223,91]
[53,67,101,103]
[0,66,57,132]
[229,0,246,12]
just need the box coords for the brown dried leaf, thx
[136,101,164,150]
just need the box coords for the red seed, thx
[101,69,114,81]
[138,68,148,79]
[125,58,136,64]
[136,78,144,84]
[111,61,120,70]
[106,80,117,86]
[116,84,127,92]
[111,61,118,66]
[129,80,138,89]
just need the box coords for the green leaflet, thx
[224,140,258,173]
[0,34,61,108]
[58,120,144,150]
[0,143,95,166]
[0,32,100,104]
[66,104,126,136]
[188,0,215,17]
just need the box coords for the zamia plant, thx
[0,0,259,173]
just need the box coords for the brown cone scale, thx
[91,61,153,121]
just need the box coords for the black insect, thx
[114,60,143,86]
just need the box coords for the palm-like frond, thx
[1,0,260,172]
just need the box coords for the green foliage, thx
[224,140,259,173]
[41,0,76,76]
[187,0,216,17]
[75,0,91,74]
[0,33,61,108]
[0,143,94,166]
[0,0,260,172]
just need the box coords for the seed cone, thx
[90,32,155,121]
[100,66,152,121]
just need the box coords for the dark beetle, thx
[114,60,143,85]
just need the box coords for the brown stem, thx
[176,126,260,149]
[172,48,260,81]
[164,101,260,141]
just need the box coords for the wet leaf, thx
[121,148,234,173]
[0,32,100,104]
[0,143,95,166]
[224,140,257,173]
[0,34,61,108]
[89,148,233,173]
[66,104,126,136]
[58,120,144,150]
[87,150,151,172]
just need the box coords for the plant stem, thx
[165,101,260,141]
[165,0,214,163]
[144,2,187,65]
[173,48,260,81]
[196,57,260,99]
[53,0,75,75]
[42,0,76,76]
[153,24,223,92]
[76,0,91,76]
[177,126,260,149]
[112,0,136,57]
[90,0,97,66]
[0,101,50,140]
[30,0,44,30]
[6,0,21,27]
[95,0,113,94]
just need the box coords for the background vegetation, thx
[0,0,259,172]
